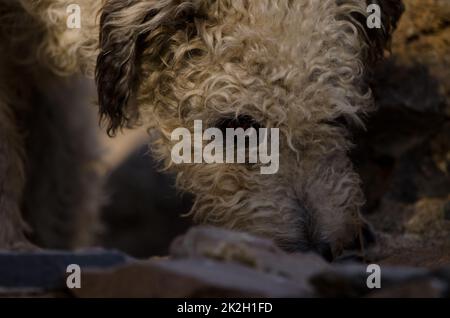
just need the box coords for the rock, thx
[311,264,430,297]
[363,232,450,268]
[74,258,310,298]
[0,249,131,293]
[312,260,450,298]
[0,226,449,298]
[73,227,450,298]
[74,226,329,297]
[391,0,450,115]
[405,198,450,239]
[170,226,330,287]
[170,225,282,260]
[369,278,447,298]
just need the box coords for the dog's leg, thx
[0,98,33,250]
[20,78,102,249]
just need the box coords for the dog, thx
[95,0,404,258]
[0,0,404,259]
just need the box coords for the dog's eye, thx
[216,115,261,132]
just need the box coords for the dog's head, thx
[96,0,403,258]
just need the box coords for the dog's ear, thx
[364,0,404,61]
[338,0,404,64]
[96,0,204,136]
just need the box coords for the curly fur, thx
[96,0,403,256]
